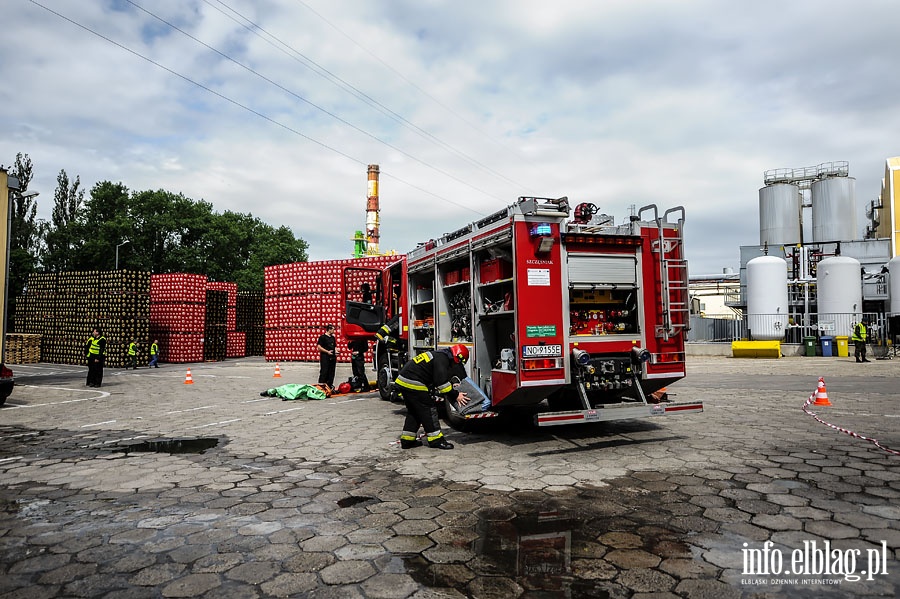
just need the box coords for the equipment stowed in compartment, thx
[447,288,472,342]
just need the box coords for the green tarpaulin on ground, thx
[262,384,328,401]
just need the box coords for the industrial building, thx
[691,158,900,352]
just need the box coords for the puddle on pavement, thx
[114,438,220,454]
[404,496,627,598]
[337,496,377,508]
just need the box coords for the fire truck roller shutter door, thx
[568,256,637,285]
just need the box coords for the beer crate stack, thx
[13,272,56,340]
[204,289,228,361]
[98,271,151,367]
[263,256,401,362]
[236,291,265,356]
[149,273,207,363]
[4,333,42,364]
[12,270,151,368]
[208,281,244,358]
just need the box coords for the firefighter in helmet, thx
[396,344,470,450]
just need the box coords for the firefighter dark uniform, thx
[375,315,400,349]
[348,338,370,391]
[317,325,337,388]
[127,341,138,370]
[396,345,469,450]
[85,330,106,388]
[852,320,870,363]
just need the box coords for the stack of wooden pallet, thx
[5,333,41,364]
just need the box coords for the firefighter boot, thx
[427,433,454,450]
[399,434,422,449]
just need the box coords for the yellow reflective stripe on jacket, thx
[128,343,136,355]
[435,382,452,394]
[396,376,430,391]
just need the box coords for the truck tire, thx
[376,366,393,401]
[443,396,474,432]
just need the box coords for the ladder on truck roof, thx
[409,197,571,260]
[639,205,690,340]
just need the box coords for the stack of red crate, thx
[208,281,245,358]
[263,256,403,362]
[150,273,208,363]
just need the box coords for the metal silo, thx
[816,255,862,336]
[889,256,900,316]
[759,184,801,246]
[747,256,789,340]
[811,177,857,242]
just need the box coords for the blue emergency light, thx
[530,223,552,237]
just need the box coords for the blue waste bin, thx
[821,336,834,357]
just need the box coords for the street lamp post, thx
[115,239,130,270]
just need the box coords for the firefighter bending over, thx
[396,344,470,450]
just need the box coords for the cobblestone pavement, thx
[0,356,898,598]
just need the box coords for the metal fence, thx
[688,313,887,345]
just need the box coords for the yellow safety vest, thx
[87,336,105,356]
[128,343,136,356]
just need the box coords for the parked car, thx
[0,364,14,406]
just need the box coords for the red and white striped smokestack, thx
[366,164,380,254]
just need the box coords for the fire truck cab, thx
[343,196,702,428]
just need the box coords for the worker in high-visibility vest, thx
[149,339,159,368]
[395,344,470,450]
[851,318,870,363]
[84,328,107,387]
[127,340,138,370]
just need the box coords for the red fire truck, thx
[342,196,702,429]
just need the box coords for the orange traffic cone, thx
[184,368,194,385]
[273,363,282,378]
[813,376,831,406]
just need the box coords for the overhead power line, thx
[205,0,530,192]
[124,0,507,206]
[291,0,541,186]
[26,0,487,216]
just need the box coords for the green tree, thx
[72,181,308,290]
[7,153,42,329]
[43,170,85,272]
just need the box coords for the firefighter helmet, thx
[449,344,469,364]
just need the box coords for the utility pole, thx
[0,167,19,363]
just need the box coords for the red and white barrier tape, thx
[803,390,900,456]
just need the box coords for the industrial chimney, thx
[366,165,380,255]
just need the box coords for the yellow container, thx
[835,336,849,357]
[731,340,781,358]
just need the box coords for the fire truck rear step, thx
[535,401,704,427]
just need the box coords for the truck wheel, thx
[377,367,393,401]
[443,397,475,432]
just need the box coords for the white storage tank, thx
[759,184,801,246]
[747,256,789,340]
[817,255,862,337]
[889,256,900,316]
[811,177,857,242]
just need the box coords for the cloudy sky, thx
[2,0,898,275]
